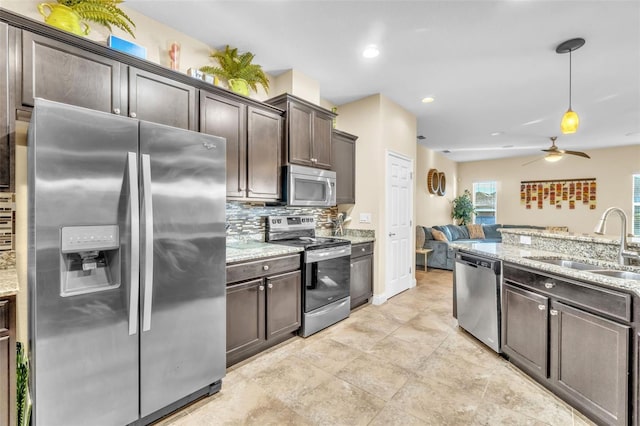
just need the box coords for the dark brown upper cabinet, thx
[331,129,358,204]
[266,93,335,170]
[128,67,196,131]
[20,31,123,115]
[0,22,10,191]
[200,90,283,201]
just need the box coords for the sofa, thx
[416,224,547,271]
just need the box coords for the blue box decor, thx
[107,35,146,59]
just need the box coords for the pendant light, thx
[556,38,585,134]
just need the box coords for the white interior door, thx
[386,151,413,298]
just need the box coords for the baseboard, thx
[372,293,387,305]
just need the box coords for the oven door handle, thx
[305,246,352,263]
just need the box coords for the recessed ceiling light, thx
[362,45,379,58]
[490,131,503,136]
[421,97,435,103]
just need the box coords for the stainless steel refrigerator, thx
[28,99,226,425]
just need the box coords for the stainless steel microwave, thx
[284,164,336,207]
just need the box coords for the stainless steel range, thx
[267,215,351,337]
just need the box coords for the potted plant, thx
[38,0,136,38]
[200,45,270,96]
[451,189,476,225]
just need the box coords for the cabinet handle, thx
[113,108,121,114]
[361,248,366,252]
[268,283,273,289]
[544,282,555,289]
[263,265,270,271]
[538,304,546,311]
[550,309,558,316]
[130,112,137,118]
[259,285,264,291]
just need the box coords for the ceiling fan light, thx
[545,152,563,162]
[560,109,579,134]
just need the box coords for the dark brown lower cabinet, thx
[226,255,301,367]
[502,283,549,379]
[350,242,373,309]
[503,265,630,426]
[0,296,16,426]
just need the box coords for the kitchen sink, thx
[526,257,595,271]
[588,270,640,280]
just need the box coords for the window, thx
[633,174,640,236]
[473,181,497,225]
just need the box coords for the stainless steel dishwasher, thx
[454,251,502,353]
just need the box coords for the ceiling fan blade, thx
[522,156,544,166]
[564,150,591,159]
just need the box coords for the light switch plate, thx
[359,213,372,223]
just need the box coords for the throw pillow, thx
[448,225,469,240]
[416,226,426,249]
[432,225,452,241]
[431,229,448,242]
[467,224,485,239]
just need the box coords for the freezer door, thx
[138,121,226,417]
[28,99,140,425]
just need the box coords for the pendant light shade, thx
[560,108,579,134]
[556,38,585,134]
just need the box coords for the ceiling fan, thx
[523,136,590,165]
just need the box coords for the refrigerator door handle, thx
[141,154,154,332]
[127,152,140,336]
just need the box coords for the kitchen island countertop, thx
[450,241,640,296]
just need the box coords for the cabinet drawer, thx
[227,254,301,284]
[504,265,632,322]
[351,242,373,259]
[0,300,7,334]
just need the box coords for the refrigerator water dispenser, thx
[60,225,120,296]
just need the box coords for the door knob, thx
[544,282,555,289]
[388,232,396,237]
[259,285,264,291]
[538,304,546,311]
[113,108,121,114]
[550,309,558,316]
[129,112,137,118]
[268,283,273,289]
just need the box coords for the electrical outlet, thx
[520,235,532,245]
[359,213,372,223]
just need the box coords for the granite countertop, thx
[450,241,640,296]
[0,268,18,297]
[335,235,376,244]
[226,242,303,264]
[500,228,640,249]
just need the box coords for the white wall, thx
[458,145,640,235]
[415,144,458,226]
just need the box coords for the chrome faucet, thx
[333,212,352,236]
[593,207,640,266]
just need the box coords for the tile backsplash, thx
[226,202,337,239]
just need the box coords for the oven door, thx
[304,249,351,312]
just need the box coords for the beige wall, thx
[336,94,417,301]
[3,1,274,100]
[458,145,640,235]
[415,144,458,227]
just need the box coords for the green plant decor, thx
[43,0,136,37]
[200,45,270,95]
[16,342,31,426]
[451,189,476,226]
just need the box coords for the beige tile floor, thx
[155,269,595,426]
